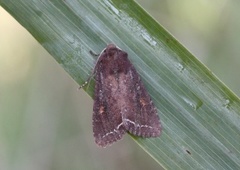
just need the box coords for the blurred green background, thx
[0,0,239,170]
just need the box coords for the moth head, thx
[104,44,120,60]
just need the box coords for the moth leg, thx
[89,50,99,57]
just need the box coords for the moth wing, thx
[92,44,161,147]
[122,65,162,137]
[93,72,126,147]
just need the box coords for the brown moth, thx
[85,44,161,147]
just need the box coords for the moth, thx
[84,44,161,147]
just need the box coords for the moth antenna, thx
[78,50,100,90]
[78,81,88,90]
[78,72,96,90]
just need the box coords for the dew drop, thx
[181,95,203,110]
[176,63,184,72]
[223,99,231,108]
